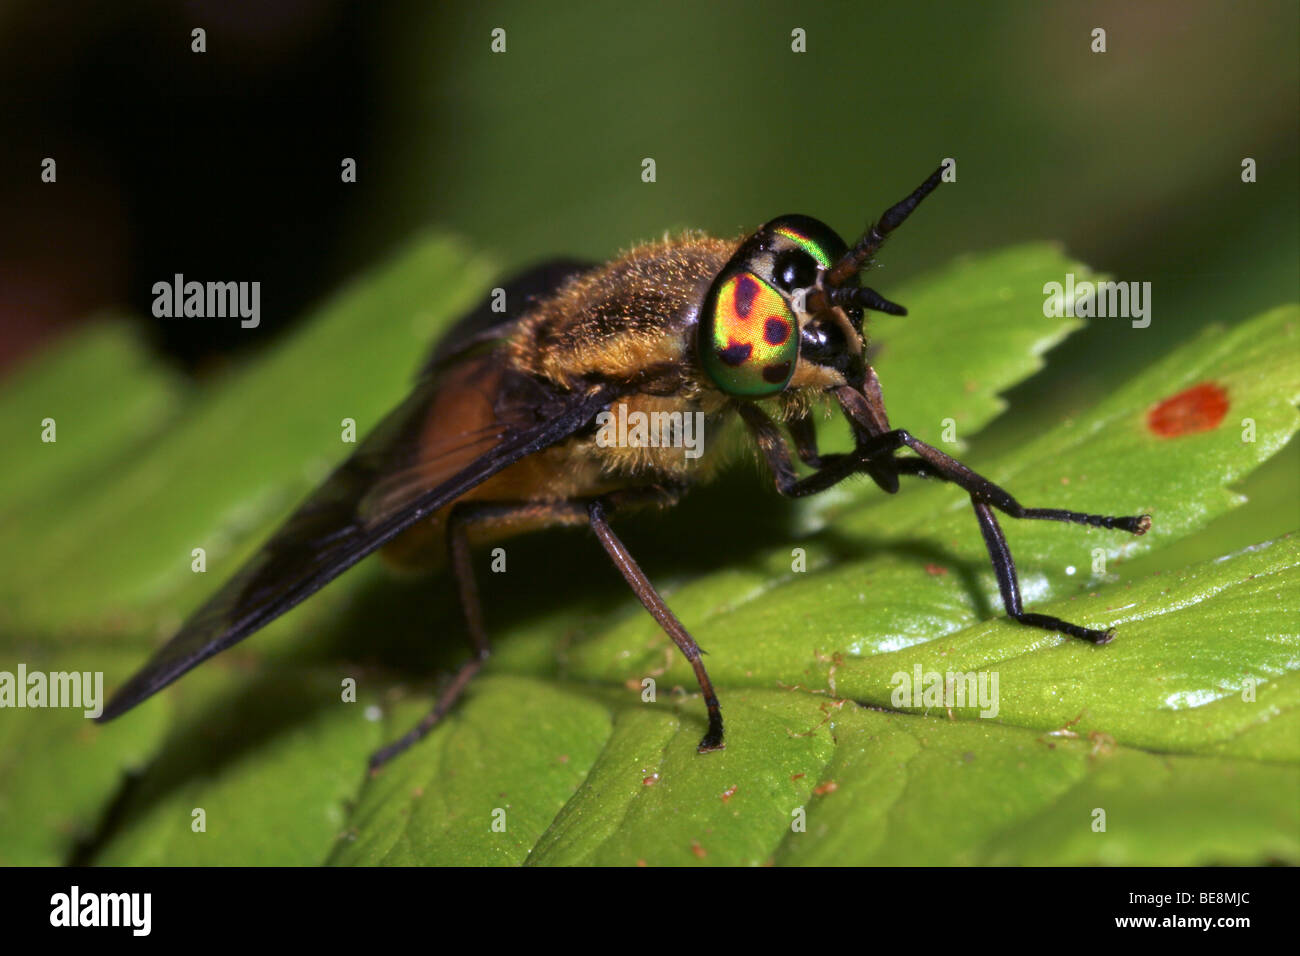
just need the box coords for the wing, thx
[421,258,592,375]
[100,335,616,725]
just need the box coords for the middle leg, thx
[587,497,725,753]
[369,499,589,770]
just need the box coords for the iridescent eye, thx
[772,220,839,269]
[772,249,818,292]
[699,271,798,397]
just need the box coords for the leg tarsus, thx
[844,419,1151,537]
[831,383,1146,644]
[1020,508,1151,535]
[368,651,487,772]
[1013,612,1115,645]
[971,500,1116,644]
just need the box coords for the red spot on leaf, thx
[813,781,838,796]
[1147,382,1228,437]
[721,784,738,803]
[924,563,948,576]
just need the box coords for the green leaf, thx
[868,243,1093,449]
[0,234,495,864]
[0,321,183,519]
[0,235,495,638]
[0,646,169,866]
[772,702,1300,867]
[91,664,379,866]
[2,234,1295,866]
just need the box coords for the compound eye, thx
[699,271,798,396]
[772,249,818,293]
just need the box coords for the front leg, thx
[740,403,898,498]
[786,412,827,468]
[742,397,1149,644]
[787,406,901,494]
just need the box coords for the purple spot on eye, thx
[764,317,790,346]
[762,361,792,384]
[718,341,753,366]
[734,275,759,318]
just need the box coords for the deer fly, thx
[99,166,1151,769]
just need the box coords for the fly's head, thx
[695,166,944,404]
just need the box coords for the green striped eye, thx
[699,271,797,396]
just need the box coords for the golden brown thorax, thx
[507,234,748,481]
[509,233,736,389]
